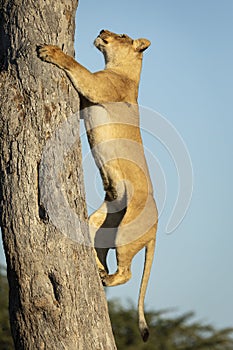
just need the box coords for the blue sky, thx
[1,0,233,331]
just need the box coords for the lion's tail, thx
[138,238,156,342]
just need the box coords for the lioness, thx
[38,29,158,341]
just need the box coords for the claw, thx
[36,44,47,55]
[99,268,109,286]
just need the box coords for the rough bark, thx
[0,1,116,349]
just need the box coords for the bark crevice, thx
[48,271,62,305]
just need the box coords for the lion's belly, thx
[83,103,154,201]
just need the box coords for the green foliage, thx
[108,299,233,350]
[0,265,14,350]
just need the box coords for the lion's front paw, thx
[37,45,63,64]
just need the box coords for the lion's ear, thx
[133,38,151,52]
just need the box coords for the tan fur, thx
[38,30,158,341]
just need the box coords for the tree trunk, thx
[0,1,116,349]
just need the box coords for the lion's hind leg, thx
[89,201,126,279]
[89,203,109,275]
[102,196,158,287]
[102,244,134,287]
[101,236,150,287]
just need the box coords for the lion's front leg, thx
[37,45,76,70]
[37,44,103,103]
